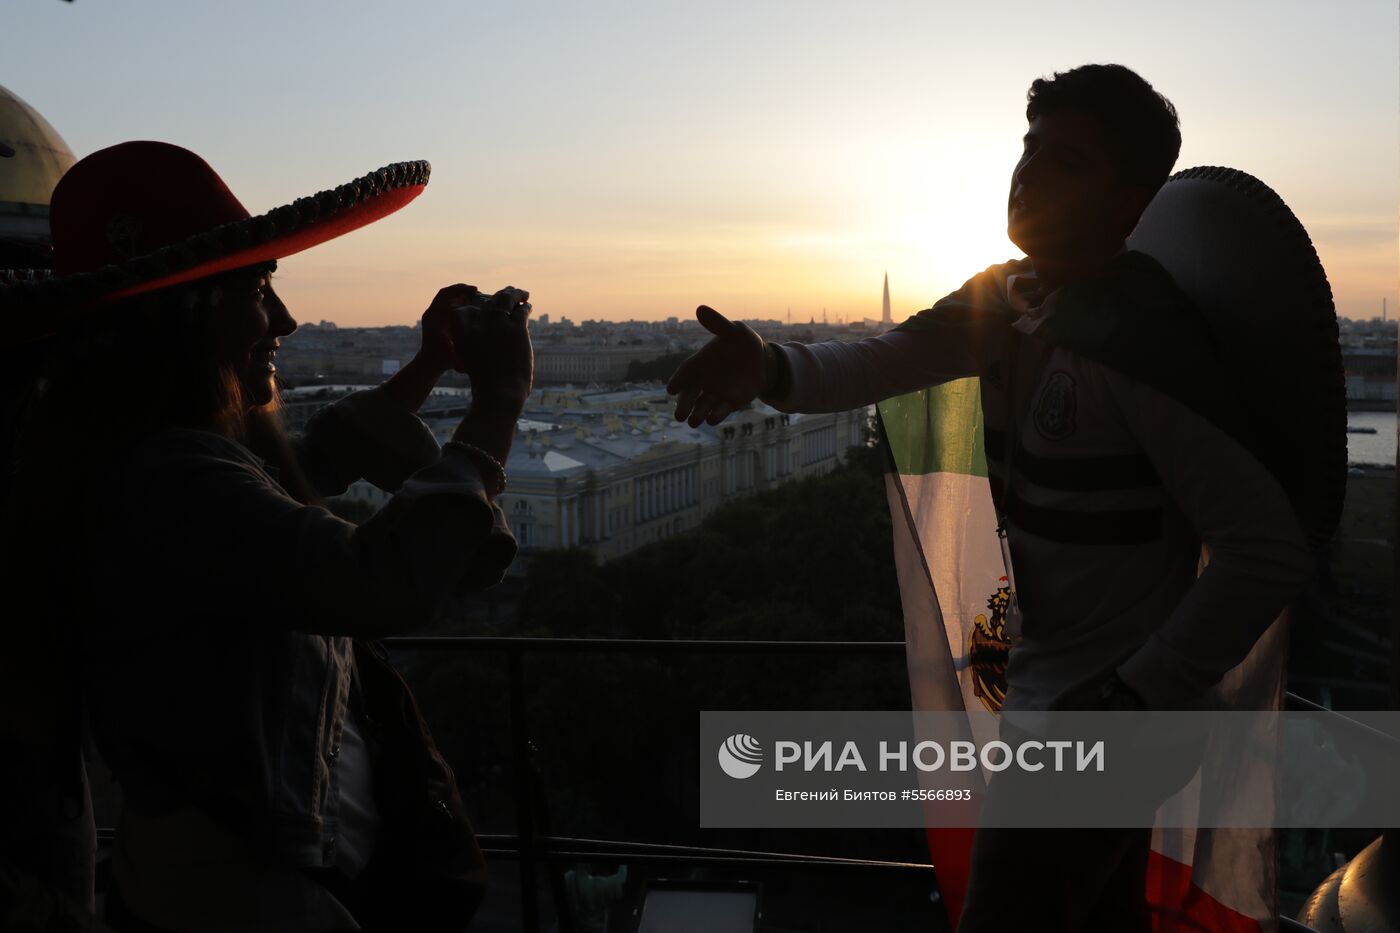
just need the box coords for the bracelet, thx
[444,441,507,497]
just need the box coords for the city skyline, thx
[6,0,1397,324]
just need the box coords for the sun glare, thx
[878,135,1021,300]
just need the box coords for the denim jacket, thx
[76,388,515,870]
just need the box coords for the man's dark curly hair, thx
[1026,64,1181,195]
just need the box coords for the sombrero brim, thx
[0,160,430,345]
[1127,165,1345,548]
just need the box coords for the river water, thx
[1346,411,1397,466]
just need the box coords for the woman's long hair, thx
[11,263,317,517]
[5,262,320,671]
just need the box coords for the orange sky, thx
[9,0,1397,325]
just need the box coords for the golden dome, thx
[0,84,76,207]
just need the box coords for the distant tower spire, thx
[882,272,891,325]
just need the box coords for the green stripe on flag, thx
[878,377,987,478]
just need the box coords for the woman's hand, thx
[418,283,487,376]
[386,285,532,424]
[417,284,534,401]
[457,286,534,415]
[450,286,533,470]
[378,284,489,415]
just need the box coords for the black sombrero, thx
[1128,165,1347,548]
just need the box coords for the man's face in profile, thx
[1007,110,1142,264]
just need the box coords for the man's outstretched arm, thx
[668,305,994,424]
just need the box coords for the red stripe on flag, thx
[926,826,977,929]
[1147,851,1263,933]
[926,834,1264,932]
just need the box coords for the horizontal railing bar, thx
[1280,918,1321,933]
[1288,674,1393,693]
[1283,692,1400,747]
[479,848,935,872]
[385,635,908,654]
[475,834,934,870]
[386,636,1392,739]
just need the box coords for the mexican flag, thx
[876,258,1285,932]
[878,377,1003,927]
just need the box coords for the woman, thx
[2,141,531,932]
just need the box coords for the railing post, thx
[509,645,540,932]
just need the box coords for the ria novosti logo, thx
[718,734,764,779]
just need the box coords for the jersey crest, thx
[1033,370,1077,441]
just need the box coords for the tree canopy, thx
[516,443,904,641]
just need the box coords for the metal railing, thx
[89,634,1357,930]
[380,634,1354,932]
[386,635,915,932]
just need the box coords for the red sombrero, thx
[0,140,430,345]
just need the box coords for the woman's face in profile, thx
[218,269,298,409]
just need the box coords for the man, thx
[667,64,1311,930]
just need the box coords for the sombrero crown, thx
[0,141,429,344]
